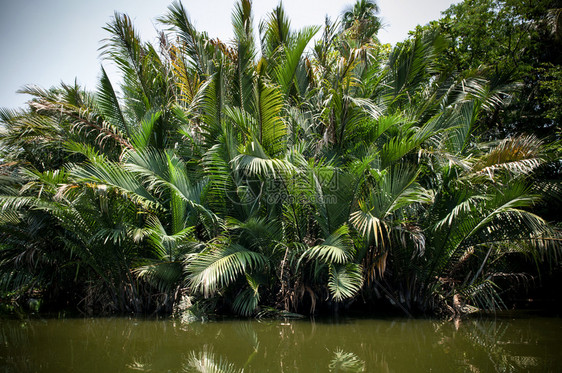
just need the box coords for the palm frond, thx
[231,140,293,178]
[302,224,354,264]
[232,0,256,112]
[189,243,267,297]
[275,26,319,97]
[70,157,158,209]
[130,111,162,150]
[96,66,130,138]
[232,286,260,316]
[328,263,363,301]
[158,1,210,74]
[253,82,286,157]
[259,3,292,61]
[471,135,545,178]
[135,260,184,293]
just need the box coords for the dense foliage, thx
[417,0,562,139]
[0,0,560,317]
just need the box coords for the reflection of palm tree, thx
[185,349,243,373]
[329,349,366,372]
[435,318,549,372]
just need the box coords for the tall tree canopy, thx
[418,0,562,139]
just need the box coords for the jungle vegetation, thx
[0,0,560,318]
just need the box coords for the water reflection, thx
[0,315,561,372]
[329,350,366,372]
[442,317,548,372]
[185,348,243,373]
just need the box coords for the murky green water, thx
[1,314,561,372]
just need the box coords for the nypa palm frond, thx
[302,224,354,265]
[328,263,363,301]
[189,243,267,297]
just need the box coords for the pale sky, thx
[0,0,459,110]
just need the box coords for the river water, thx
[1,313,561,372]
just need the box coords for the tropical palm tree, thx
[0,0,559,318]
[341,0,382,45]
